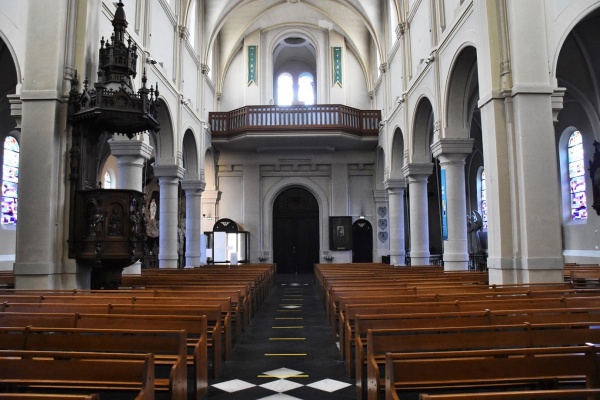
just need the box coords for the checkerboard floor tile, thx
[205,274,356,399]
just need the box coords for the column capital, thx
[201,189,221,203]
[431,138,474,158]
[383,178,406,190]
[372,189,388,202]
[108,139,153,159]
[153,164,185,179]
[181,179,206,193]
[402,163,434,180]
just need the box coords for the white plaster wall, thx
[149,0,176,83]
[217,172,243,223]
[214,149,376,263]
[409,1,432,75]
[221,49,244,111]
[346,50,370,109]
[182,48,199,107]
[349,173,375,217]
[442,0,463,31]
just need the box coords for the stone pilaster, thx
[403,163,434,266]
[153,165,185,268]
[384,179,407,266]
[431,138,474,271]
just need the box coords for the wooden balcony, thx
[208,104,381,152]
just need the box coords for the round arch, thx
[203,148,217,191]
[182,128,200,180]
[390,127,405,178]
[550,1,600,77]
[262,177,330,261]
[411,97,435,162]
[150,98,175,164]
[444,45,478,138]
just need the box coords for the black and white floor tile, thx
[205,275,356,399]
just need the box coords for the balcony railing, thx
[209,104,381,137]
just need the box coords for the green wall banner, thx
[248,45,257,85]
[332,47,342,87]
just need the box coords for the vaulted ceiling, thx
[199,0,387,83]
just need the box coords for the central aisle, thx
[205,273,355,399]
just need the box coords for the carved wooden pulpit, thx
[68,2,159,289]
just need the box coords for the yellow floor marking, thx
[272,326,304,329]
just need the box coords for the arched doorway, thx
[273,187,319,274]
[352,219,373,262]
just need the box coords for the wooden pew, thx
[341,295,600,368]
[419,389,600,399]
[0,326,188,400]
[0,271,14,288]
[365,321,600,400]
[1,299,229,364]
[385,346,600,400]
[0,394,100,399]
[0,350,154,400]
[0,312,209,399]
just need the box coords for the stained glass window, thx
[480,170,487,231]
[568,130,587,220]
[2,136,19,225]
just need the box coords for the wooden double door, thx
[273,188,320,274]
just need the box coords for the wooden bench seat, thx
[1,299,228,367]
[0,326,188,400]
[0,350,154,400]
[341,295,600,367]
[418,388,600,399]
[0,394,100,400]
[385,345,600,400]
[365,321,600,400]
[0,312,209,398]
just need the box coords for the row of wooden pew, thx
[0,263,276,400]
[315,263,600,400]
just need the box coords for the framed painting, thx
[329,216,352,250]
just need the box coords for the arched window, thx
[298,72,314,105]
[568,130,587,220]
[2,136,19,225]
[103,171,112,189]
[480,169,487,231]
[277,73,294,106]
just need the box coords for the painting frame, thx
[329,216,352,250]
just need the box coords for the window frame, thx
[1,132,20,228]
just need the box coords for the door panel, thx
[273,188,319,274]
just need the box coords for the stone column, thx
[108,137,153,274]
[384,179,407,266]
[431,138,474,271]
[108,137,152,191]
[181,180,205,267]
[403,163,434,266]
[153,165,185,268]
[14,0,72,289]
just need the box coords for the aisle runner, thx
[207,278,354,400]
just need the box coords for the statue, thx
[467,210,483,254]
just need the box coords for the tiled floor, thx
[204,274,356,399]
